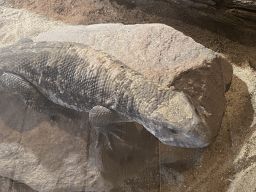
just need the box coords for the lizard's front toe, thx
[94,124,126,150]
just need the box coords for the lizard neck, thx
[132,82,172,122]
[112,74,172,123]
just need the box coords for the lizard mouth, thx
[155,122,212,148]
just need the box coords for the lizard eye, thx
[162,125,178,134]
[169,128,178,134]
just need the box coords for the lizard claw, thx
[103,133,113,150]
[113,128,126,134]
[110,132,125,143]
[94,124,126,150]
[94,132,114,150]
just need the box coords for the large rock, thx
[34,23,233,141]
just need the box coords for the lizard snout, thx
[155,121,212,148]
[183,122,212,148]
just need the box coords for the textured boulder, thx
[34,23,233,140]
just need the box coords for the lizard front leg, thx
[0,72,62,117]
[89,105,131,150]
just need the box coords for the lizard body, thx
[0,40,212,148]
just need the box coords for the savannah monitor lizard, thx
[0,39,212,149]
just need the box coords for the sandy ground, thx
[1,0,256,191]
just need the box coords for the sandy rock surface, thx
[0,0,256,191]
[0,5,66,48]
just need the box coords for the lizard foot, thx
[89,105,131,150]
[94,124,126,150]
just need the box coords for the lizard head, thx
[145,91,212,148]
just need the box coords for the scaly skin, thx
[0,40,212,148]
